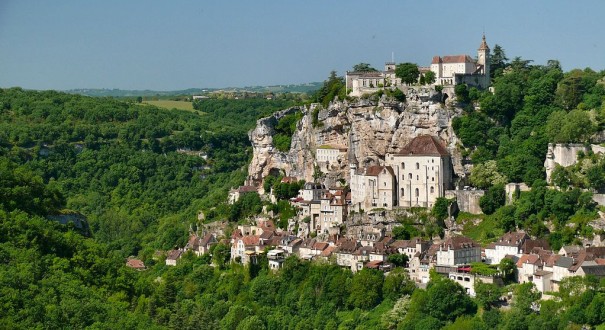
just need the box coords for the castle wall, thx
[445,189,485,214]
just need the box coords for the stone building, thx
[349,164,397,211]
[430,35,490,89]
[316,145,347,173]
[345,62,401,97]
[385,135,453,208]
[345,35,491,98]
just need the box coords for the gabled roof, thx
[167,249,183,261]
[241,236,261,246]
[516,254,541,268]
[521,239,551,253]
[321,246,336,257]
[439,236,478,251]
[396,135,449,156]
[432,55,475,64]
[365,165,395,177]
[200,233,217,246]
[313,242,329,251]
[496,231,529,247]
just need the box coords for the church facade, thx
[349,135,453,211]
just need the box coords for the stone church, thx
[350,135,453,211]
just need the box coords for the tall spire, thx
[478,34,490,51]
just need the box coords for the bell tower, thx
[477,34,490,87]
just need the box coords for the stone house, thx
[350,164,397,211]
[436,236,481,267]
[345,62,401,97]
[318,190,348,234]
[334,238,360,270]
[484,231,529,264]
[166,249,183,266]
[408,243,439,283]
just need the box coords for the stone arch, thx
[442,93,449,103]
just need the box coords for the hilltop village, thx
[157,36,605,298]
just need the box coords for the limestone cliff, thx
[246,90,466,193]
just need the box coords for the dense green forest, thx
[0,88,300,256]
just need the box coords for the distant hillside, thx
[65,82,323,97]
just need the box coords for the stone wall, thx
[445,189,485,214]
[505,183,529,205]
[544,143,586,183]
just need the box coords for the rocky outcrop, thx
[246,91,466,192]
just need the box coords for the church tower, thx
[477,34,490,87]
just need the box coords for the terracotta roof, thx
[516,254,541,268]
[365,165,395,177]
[431,56,442,64]
[241,236,261,246]
[544,254,561,267]
[397,135,449,156]
[321,246,336,257]
[232,229,243,239]
[365,260,383,269]
[313,242,329,251]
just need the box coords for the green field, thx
[144,100,196,112]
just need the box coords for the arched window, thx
[416,162,420,170]
[415,188,419,197]
[430,186,435,194]
[401,188,405,196]
[402,162,405,169]
[408,173,412,179]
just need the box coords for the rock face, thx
[246,91,466,193]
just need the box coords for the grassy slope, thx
[144,100,196,112]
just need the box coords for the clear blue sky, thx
[1,1,603,91]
